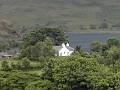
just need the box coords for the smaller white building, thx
[0,52,13,59]
[53,43,74,56]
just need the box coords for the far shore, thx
[66,30,120,34]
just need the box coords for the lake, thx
[67,33,120,51]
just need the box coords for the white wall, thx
[59,47,73,56]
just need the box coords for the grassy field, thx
[0,0,120,32]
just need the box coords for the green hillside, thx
[0,0,120,31]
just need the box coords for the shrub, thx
[1,61,11,71]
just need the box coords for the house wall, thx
[59,48,73,56]
[69,51,74,55]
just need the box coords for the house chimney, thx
[66,43,69,46]
[62,43,66,48]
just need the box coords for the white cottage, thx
[53,43,74,56]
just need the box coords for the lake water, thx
[67,33,120,51]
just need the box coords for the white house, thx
[53,43,74,56]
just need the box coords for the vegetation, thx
[0,56,117,90]
[0,36,119,90]
[20,27,67,60]
[0,23,120,90]
[22,27,67,47]
[20,38,54,60]
[0,0,120,89]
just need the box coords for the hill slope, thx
[0,0,120,31]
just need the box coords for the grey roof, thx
[66,46,74,51]
[0,52,8,56]
[53,46,74,51]
[53,46,62,51]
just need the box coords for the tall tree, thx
[22,27,67,48]
[20,38,54,60]
[107,38,120,48]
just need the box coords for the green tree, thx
[111,61,120,72]
[21,58,31,70]
[107,38,120,48]
[23,27,67,48]
[75,45,82,52]
[43,59,54,81]
[19,46,32,59]
[25,80,56,90]
[1,61,11,71]
[43,55,112,90]
[90,41,102,52]
[109,72,120,90]
[106,46,120,65]
[20,38,54,60]
[90,41,109,56]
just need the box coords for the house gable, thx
[59,47,70,56]
[53,43,74,56]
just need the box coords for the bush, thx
[1,61,11,71]
[25,80,56,90]
[21,58,31,70]
[10,58,31,70]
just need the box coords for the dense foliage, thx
[23,27,67,48]
[0,27,120,90]
[20,38,54,60]
[20,27,67,59]
[0,48,120,90]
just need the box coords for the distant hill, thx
[0,19,20,44]
[0,0,120,31]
